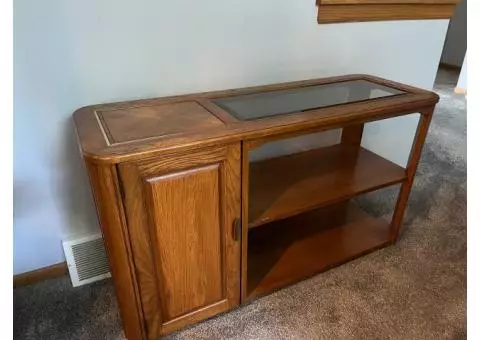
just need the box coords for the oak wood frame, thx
[74,74,438,164]
[239,107,433,300]
[75,74,438,339]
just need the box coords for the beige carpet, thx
[14,69,466,339]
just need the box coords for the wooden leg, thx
[86,163,146,340]
[342,84,367,147]
[341,124,364,146]
[340,124,364,217]
[390,107,434,242]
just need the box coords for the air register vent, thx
[62,234,111,287]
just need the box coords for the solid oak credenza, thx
[73,74,439,339]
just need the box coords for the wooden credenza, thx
[73,74,439,339]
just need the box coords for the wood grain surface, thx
[317,3,457,23]
[13,262,68,288]
[73,74,438,164]
[247,202,391,300]
[96,101,224,145]
[118,144,241,338]
[390,107,435,241]
[75,74,439,338]
[248,145,406,228]
[86,163,145,340]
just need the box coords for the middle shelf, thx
[248,144,406,228]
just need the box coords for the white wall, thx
[441,0,467,67]
[457,52,467,90]
[13,0,449,274]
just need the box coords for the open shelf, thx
[249,144,406,228]
[246,201,391,300]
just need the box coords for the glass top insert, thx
[213,79,405,121]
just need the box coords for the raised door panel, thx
[144,165,223,320]
[118,144,241,339]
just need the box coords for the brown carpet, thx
[14,69,466,340]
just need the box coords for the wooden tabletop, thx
[73,74,439,164]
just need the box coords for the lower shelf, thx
[246,201,391,300]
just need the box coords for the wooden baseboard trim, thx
[439,62,462,72]
[14,262,69,288]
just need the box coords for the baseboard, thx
[454,87,467,95]
[439,62,461,72]
[13,262,68,288]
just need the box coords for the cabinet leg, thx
[341,124,364,146]
[390,107,434,242]
[85,163,146,340]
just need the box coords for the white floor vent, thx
[62,234,111,287]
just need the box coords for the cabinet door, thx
[118,144,241,339]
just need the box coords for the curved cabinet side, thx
[85,162,146,340]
